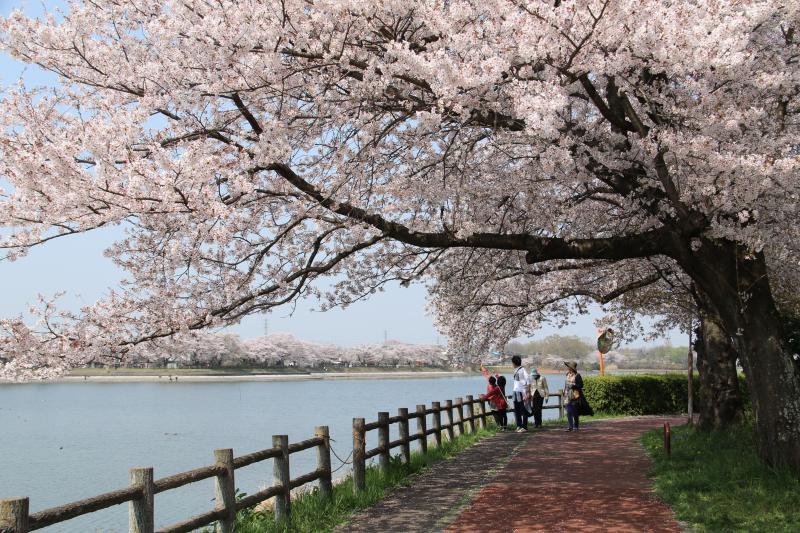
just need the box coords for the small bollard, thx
[664,422,671,456]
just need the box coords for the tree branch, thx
[261,163,683,263]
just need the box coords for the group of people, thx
[481,355,592,432]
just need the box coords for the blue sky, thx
[0,0,683,348]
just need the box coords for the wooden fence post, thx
[478,399,487,429]
[445,400,455,441]
[214,449,236,533]
[315,426,333,500]
[272,436,291,522]
[558,393,565,419]
[455,397,465,435]
[378,412,390,473]
[129,467,154,533]
[352,418,366,493]
[416,404,428,455]
[0,497,29,533]
[398,408,411,464]
[465,395,475,433]
[431,402,442,447]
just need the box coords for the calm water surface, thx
[0,374,566,532]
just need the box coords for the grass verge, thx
[642,423,800,532]
[219,426,497,533]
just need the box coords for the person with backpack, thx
[511,355,531,432]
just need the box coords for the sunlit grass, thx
[642,423,800,532]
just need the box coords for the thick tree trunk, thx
[679,238,800,470]
[693,304,743,430]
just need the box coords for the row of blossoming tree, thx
[123,332,450,368]
[1,1,798,469]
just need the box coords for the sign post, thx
[597,328,614,376]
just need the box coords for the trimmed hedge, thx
[583,373,749,415]
[584,374,689,415]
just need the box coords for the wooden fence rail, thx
[0,426,331,533]
[349,392,563,492]
[0,392,565,533]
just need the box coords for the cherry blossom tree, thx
[130,331,245,366]
[595,264,746,430]
[1,1,799,467]
[431,249,747,429]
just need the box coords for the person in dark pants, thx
[530,368,549,428]
[481,376,509,430]
[496,374,509,428]
[511,355,531,432]
[563,361,584,431]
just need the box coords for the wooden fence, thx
[351,392,562,490]
[0,392,563,533]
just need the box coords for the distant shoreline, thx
[0,366,681,384]
[54,367,564,383]
[53,370,475,383]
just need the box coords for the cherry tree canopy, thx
[1,0,800,467]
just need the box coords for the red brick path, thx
[445,417,685,533]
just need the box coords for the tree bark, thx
[693,302,744,430]
[679,239,800,470]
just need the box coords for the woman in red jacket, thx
[482,376,509,430]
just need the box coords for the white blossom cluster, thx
[0,1,797,379]
[125,332,450,369]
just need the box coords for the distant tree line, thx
[505,335,690,370]
[96,332,453,369]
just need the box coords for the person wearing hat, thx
[563,361,584,431]
[530,368,549,428]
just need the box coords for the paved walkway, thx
[337,417,685,533]
[336,429,527,533]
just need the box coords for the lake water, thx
[0,374,566,532]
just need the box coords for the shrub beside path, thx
[338,416,685,533]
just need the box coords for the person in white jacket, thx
[511,355,531,432]
[530,368,549,428]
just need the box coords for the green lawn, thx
[642,423,800,532]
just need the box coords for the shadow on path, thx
[336,430,527,533]
[447,417,685,533]
[338,417,684,533]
